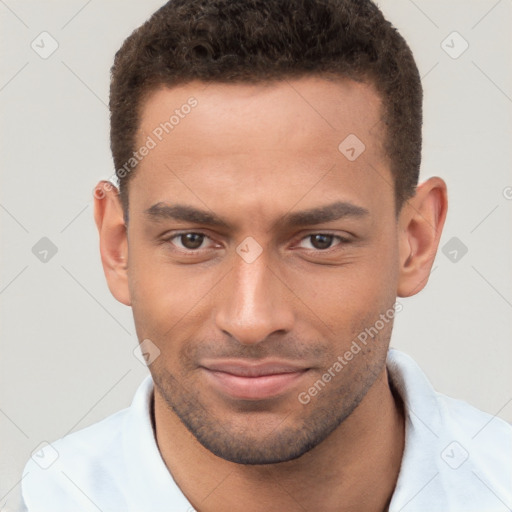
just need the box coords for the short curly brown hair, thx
[110,0,422,218]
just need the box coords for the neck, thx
[154,367,405,512]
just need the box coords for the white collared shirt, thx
[15,349,512,512]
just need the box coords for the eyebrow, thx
[278,201,369,228]
[144,203,230,228]
[143,201,369,229]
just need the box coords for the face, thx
[125,77,401,464]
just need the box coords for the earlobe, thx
[397,177,448,297]
[93,181,132,306]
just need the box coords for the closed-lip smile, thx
[199,359,310,400]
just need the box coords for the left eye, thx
[170,233,211,250]
[298,234,344,250]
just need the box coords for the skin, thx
[94,76,447,512]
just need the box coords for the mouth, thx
[199,360,311,401]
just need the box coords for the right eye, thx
[166,232,213,251]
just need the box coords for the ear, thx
[397,177,448,297]
[93,180,131,306]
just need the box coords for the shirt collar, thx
[121,374,192,511]
[387,348,449,510]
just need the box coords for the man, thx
[18,0,511,511]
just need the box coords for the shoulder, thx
[439,391,512,439]
[19,375,156,511]
[387,349,512,510]
[32,403,129,467]
[436,390,512,469]
[20,406,131,511]
[436,392,512,509]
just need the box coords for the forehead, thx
[130,77,392,224]
[138,76,383,149]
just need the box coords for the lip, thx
[200,360,310,400]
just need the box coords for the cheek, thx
[286,241,399,351]
[128,242,178,337]
[296,256,396,321]
[127,242,222,339]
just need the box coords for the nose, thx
[215,250,295,345]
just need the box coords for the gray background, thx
[1,0,511,508]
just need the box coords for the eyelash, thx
[163,231,351,253]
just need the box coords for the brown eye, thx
[176,233,206,250]
[308,234,336,250]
